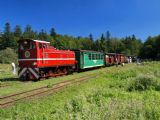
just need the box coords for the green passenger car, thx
[74,50,105,70]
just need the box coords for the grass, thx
[0,64,16,79]
[0,64,105,96]
[0,61,160,120]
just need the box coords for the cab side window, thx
[39,43,42,49]
[43,44,47,49]
[20,44,24,50]
[30,42,36,49]
[39,43,48,49]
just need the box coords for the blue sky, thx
[0,0,160,40]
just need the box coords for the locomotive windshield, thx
[19,41,36,50]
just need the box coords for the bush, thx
[154,70,160,78]
[128,74,159,91]
[64,97,83,113]
[0,48,17,64]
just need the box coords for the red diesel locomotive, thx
[18,39,75,80]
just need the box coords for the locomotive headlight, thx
[24,41,27,44]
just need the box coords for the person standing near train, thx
[11,62,16,75]
[115,57,118,67]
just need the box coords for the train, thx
[18,39,127,80]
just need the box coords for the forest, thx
[0,22,160,63]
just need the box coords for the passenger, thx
[136,58,141,65]
[127,57,130,63]
[115,58,118,67]
[130,57,132,63]
[11,62,16,75]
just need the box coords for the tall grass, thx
[1,62,160,120]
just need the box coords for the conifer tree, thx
[23,25,34,38]
[39,29,47,40]
[14,25,22,37]
[2,22,15,49]
[50,27,56,39]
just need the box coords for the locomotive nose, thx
[18,67,39,80]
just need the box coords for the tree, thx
[139,36,156,59]
[94,40,101,51]
[109,38,123,53]
[1,22,15,49]
[23,25,35,38]
[100,34,107,52]
[140,35,160,59]
[38,29,47,40]
[50,27,56,39]
[81,37,93,50]
[0,29,3,37]
[106,31,111,52]
[89,34,93,41]
[121,35,142,56]
[155,35,160,59]
[0,30,3,49]
[14,25,22,37]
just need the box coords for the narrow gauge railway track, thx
[0,74,98,108]
[0,84,11,88]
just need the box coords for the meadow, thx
[0,62,160,120]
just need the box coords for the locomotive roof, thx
[18,39,50,44]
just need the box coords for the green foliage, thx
[65,97,83,113]
[23,25,34,39]
[100,34,107,52]
[50,27,56,39]
[128,74,159,91]
[14,25,22,37]
[1,23,16,49]
[0,48,17,64]
[47,83,53,88]
[109,38,125,53]
[38,29,48,40]
[140,35,160,59]
[0,22,159,60]
[121,35,142,56]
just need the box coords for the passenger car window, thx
[92,54,94,60]
[89,54,91,60]
[101,55,103,59]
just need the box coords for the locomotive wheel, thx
[63,68,68,75]
[48,70,53,75]
[57,68,61,74]
[46,70,53,79]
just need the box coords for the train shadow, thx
[0,77,20,82]
[78,66,104,73]
[0,77,40,82]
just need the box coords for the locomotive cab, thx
[18,39,38,67]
